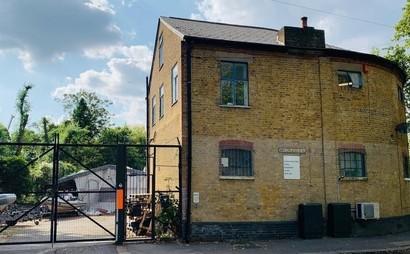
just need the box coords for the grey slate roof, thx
[160,17,344,50]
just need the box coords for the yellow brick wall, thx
[148,21,183,192]
[189,45,409,222]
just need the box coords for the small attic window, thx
[337,70,363,88]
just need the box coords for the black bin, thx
[298,203,323,239]
[327,203,352,237]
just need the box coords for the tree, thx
[375,1,410,118]
[98,126,146,169]
[41,117,51,143]
[394,0,410,48]
[59,90,112,137]
[15,83,33,155]
[0,124,11,156]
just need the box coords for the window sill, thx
[339,177,368,181]
[219,176,254,180]
[404,178,410,181]
[171,100,178,107]
[219,105,251,109]
[159,63,164,71]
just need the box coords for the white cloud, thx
[114,96,146,125]
[191,0,398,53]
[83,45,152,71]
[85,0,115,14]
[120,0,138,8]
[191,0,279,26]
[0,0,121,70]
[53,44,152,125]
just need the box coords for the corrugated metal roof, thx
[160,16,344,50]
[58,164,145,183]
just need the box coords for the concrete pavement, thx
[2,232,410,253]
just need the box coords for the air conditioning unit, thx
[356,202,380,220]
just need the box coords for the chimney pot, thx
[301,16,308,28]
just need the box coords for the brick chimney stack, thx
[301,16,308,28]
[277,16,325,48]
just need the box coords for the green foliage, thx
[156,194,180,238]
[0,156,30,196]
[394,0,410,47]
[41,117,51,143]
[0,124,12,156]
[98,126,146,169]
[15,83,33,155]
[375,1,410,119]
[59,90,112,136]
[54,122,91,144]
[30,161,78,192]
[2,85,147,199]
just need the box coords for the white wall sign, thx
[283,155,300,180]
[193,192,200,204]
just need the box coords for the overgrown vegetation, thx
[155,194,180,239]
[0,86,146,201]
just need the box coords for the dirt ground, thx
[0,215,115,243]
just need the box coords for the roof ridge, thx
[163,16,278,32]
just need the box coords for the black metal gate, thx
[0,137,181,245]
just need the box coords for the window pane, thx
[404,156,409,178]
[339,151,365,177]
[221,149,252,176]
[172,65,178,103]
[159,35,164,67]
[235,81,248,106]
[234,63,247,80]
[337,71,351,85]
[221,80,234,105]
[221,62,233,79]
[348,72,362,88]
[151,96,156,125]
[159,86,164,117]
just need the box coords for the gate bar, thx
[151,147,156,240]
[115,144,127,244]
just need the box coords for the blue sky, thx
[0,0,406,130]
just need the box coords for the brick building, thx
[147,16,409,240]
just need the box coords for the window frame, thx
[398,85,405,104]
[403,155,409,179]
[338,150,366,178]
[219,140,254,178]
[171,63,179,105]
[220,61,249,107]
[159,84,164,118]
[337,70,363,89]
[151,95,156,126]
[158,33,164,69]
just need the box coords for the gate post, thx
[115,144,127,244]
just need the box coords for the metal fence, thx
[0,137,182,245]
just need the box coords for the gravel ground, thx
[0,215,115,243]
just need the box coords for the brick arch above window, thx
[219,140,253,150]
[338,143,365,153]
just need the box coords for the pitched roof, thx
[58,164,145,183]
[160,16,343,50]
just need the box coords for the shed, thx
[59,164,147,214]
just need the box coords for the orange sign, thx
[116,189,124,210]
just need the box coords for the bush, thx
[0,156,30,196]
